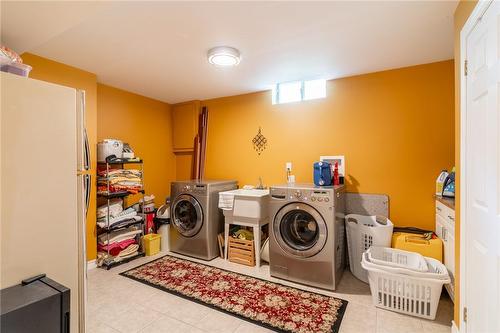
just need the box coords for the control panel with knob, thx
[272,185,343,207]
[309,190,333,205]
[286,188,334,204]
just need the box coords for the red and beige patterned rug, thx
[121,255,347,333]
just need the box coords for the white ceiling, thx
[1,1,457,104]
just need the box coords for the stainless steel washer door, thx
[172,194,204,237]
[273,203,327,258]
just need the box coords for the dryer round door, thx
[172,194,204,237]
[273,203,327,258]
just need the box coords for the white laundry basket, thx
[345,214,393,283]
[361,250,450,320]
[362,252,449,280]
[367,246,429,272]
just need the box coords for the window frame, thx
[273,79,326,105]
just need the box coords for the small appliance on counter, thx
[1,274,70,333]
[97,139,123,162]
[313,161,332,186]
[442,167,455,198]
[436,170,449,196]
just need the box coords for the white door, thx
[446,226,455,294]
[463,1,500,332]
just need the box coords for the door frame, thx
[459,1,494,332]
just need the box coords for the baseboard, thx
[87,259,97,270]
[452,320,459,333]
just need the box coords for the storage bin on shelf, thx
[0,47,31,77]
[142,233,161,256]
[0,60,32,77]
[345,214,394,283]
[392,232,443,262]
[361,246,450,320]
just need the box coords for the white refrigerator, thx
[0,72,89,332]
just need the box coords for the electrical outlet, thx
[286,162,292,171]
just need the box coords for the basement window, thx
[272,79,326,105]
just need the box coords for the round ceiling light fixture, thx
[207,46,241,67]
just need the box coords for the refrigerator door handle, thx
[84,129,90,171]
[84,174,91,217]
[76,89,87,171]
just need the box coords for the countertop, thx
[435,195,455,210]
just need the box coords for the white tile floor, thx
[87,252,453,333]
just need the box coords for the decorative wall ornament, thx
[252,127,268,155]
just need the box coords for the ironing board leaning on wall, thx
[345,192,389,217]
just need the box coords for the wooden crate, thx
[228,237,255,267]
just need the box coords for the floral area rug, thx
[121,255,348,333]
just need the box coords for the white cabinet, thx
[435,199,455,301]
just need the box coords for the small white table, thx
[220,189,270,267]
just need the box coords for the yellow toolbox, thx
[391,232,443,262]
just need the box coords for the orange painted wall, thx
[202,60,454,231]
[21,53,99,261]
[175,152,194,181]
[97,84,176,206]
[453,0,477,326]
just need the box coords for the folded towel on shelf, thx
[97,246,140,267]
[97,184,142,195]
[97,168,143,195]
[97,238,136,256]
[97,216,142,230]
[98,168,142,178]
[117,244,139,257]
[104,176,142,186]
[117,249,139,260]
[97,227,142,246]
[96,199,123,219]
[97,207,140,228]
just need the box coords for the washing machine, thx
[170,180,237,260]
[269,184,346,290]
